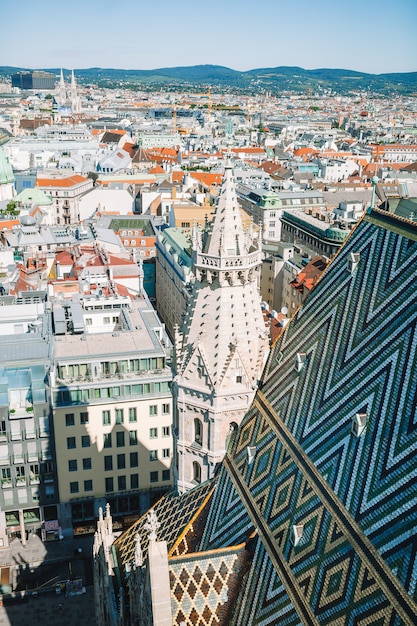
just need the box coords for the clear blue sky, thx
[2,0,416,74]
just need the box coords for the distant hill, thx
[1,64,416,94]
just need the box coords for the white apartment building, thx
[51,292,173,536]
[36,173,93,225]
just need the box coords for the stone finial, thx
[144,509,160,542]
[105,502,111,519]
[93,531,100,556]
[98,507,103,522]
[134,533,143,568]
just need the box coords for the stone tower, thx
[70,69,81,114]
[173,159,269,492]
[57,68,66,107]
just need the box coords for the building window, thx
[162,403,170,415]
[129,430,138,445]
[68,459,77,472]
[116,431,125,447]
[129,407,137,422]
[115,409,124,424]
[104,433,112,448]
[150,471,158,483]
[162,426,170,437]
[103,317,110,324]
[150,427,158,439]
[162,448,170,459]
[102,410,111,425]
[81,435,90,448]
[194,418,203,446]
[130,452,138,467]
[80,412,89,424]
[149,405,158,416]
[117,454,126,470]
[84,480,93,492]
[82,458,92,470]
[162,469,170,481]
[104,456,113,471]
[65,413,75,426]
[70,481,79,494]
[150,450,158,461]
[118,476,126,491]
[193,462,201,484]
[105,477,114,492]
[67,437,76,449]
[130,474,139,489]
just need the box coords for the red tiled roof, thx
[36,174,88,188]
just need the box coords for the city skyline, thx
[2,0,417,75]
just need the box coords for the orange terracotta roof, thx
[293,147,316,157]
[108,254,137,266]
[123,142,136,157]
[187,172,223,186]
[172,171,184,183]
[36,174,88,188]
[56,250,74,264]
[0,219,20,230]
[149,165,165,174]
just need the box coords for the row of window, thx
[69,469,170,494]
[59,358,165,379]
[66,428,171,450]
[68,448,170,473]
[54,382,170,405]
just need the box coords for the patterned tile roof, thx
[114,480,215,568]
[199,206,417,624]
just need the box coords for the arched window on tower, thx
[194,418,202,446]
[192,461,201,484]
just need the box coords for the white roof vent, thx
[295,352,307,373]
[291,524,304,546]
[247,446,256,465]
[348,252,360,275]
[351,412,367,437]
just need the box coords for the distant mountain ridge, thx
[1,64,416,94]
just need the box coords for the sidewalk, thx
[0,584,96,626]
[0,534,94,569]
[0,535,96,625]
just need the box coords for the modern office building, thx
[0,292,57,548]
[11,71,56,91]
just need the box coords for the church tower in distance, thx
[173,158,269,492]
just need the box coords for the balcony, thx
[29,475,40,485]
[9,403,34,419]
[1,479,12,489]
[16,476,27,486]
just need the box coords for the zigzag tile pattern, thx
[200,214,417,624]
